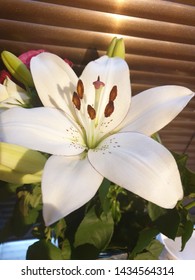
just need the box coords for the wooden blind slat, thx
[1,19,195,62]
[0,1,195,45]
[36,0,195,26]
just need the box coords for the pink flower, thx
[0,70,11,84]
[19,50,45,69]
[64,58,74,68]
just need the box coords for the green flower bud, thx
[106,37,125,59]
[1,51,34,87]
[106,37,118,57]
[0,142,47,184]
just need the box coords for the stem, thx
[184,200,195,210]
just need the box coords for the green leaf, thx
[29,185,42,210]
[133,240,164,260]
[148,202,167,221]
[53,219,66,240]
[26,240,63,260]
[12,206,39,236]
[74,206,114,251]
[131,227,159,257]
[148,203,180,239]
[147,239,164,257]
[134,251,156,260]
[181,219,194,251]
[98,178,111,214]
[60,239,71,260]
[172,152,195,196]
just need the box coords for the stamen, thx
[72,92,81,110]
[109,85,117,102]
[93,76,105,89]
[104,101,114,117]
[77,79,84,99]
[87,105,96,120]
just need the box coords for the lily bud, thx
[0,142,47,184]
[106,37,118,57]
[1,51,34,87]
[106,37,125,59]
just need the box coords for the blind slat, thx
[36,0,195,26]
[1,19,195,62]
[0,1,195,45]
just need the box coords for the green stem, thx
[184,200,195,210]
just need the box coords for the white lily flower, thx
[0,53,194,226]
[0,77,30,111]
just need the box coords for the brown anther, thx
[104,101,114,117]
[77,79,84,99]
[72,92,81,110]
[93,76,105,89]
[109,85,117,102]
[87,105,96,120]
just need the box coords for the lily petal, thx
[88,132,183,208]
[42,154,103,226]
[80,55,131,138]
[0,84,8,101]
[0,107,85,155]
[118,85,194,136]
[0,78,30,109]
[30,52,78,116]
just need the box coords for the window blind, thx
[0,0,194,170]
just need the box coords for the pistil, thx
[71,77,118,149]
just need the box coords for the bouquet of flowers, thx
[0,37,194,260]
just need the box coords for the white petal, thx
[42,154,103,225]
[118,85,194,135]
[80,55,131,139]
[5,77,27,97]
[88,132,183,208]
[0,78,29,108]
[0,107,85,155]
[0,84,9,101]
[30,52,78,116]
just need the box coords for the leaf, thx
[98,178,111,213]
[172,152,195,196]
[74,206,114,251]
[134,251,156,260]
[148,203,180,239]
[148,202,167,221]
[29,184,42,210]
[133,240,164,260]
[181,219,194,251]
[26,239,63,260]
[147,239,164,257]
[60,239,71,260]
[130,227,159,257]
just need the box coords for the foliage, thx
[0,151,194,259]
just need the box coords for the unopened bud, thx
[1,51,34,87]
[0,142,46,184]
[106,37,125,59]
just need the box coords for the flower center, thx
[72,77,117,148]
